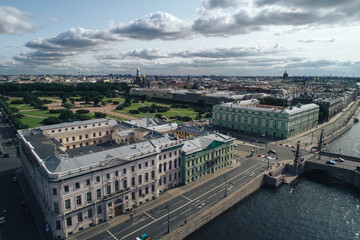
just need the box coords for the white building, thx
[18,118,183,239]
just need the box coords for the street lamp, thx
[224,174,227,197]
[165,205,170,233]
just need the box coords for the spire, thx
[136,67,140,77]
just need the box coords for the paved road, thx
[0,116,41,240]
[88,158,268,240]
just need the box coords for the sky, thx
[1,0,360,76]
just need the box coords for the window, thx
[66,217,72,227]
[145,173,149,182]
[96,176,100,183]
[64,185,69,193]
[76,195,82,206]
[78,126,81,129]
[164,163,167,172]
[139,189,142,197]
[138,175,142,184]
[159,178,162,185]
[131,166,135,172]
[115,171,119,177]
[106,185,111,195]
[159,164,162,173]
[151,160,154,166]
[169,152,172,158]
[88,208,93,218]
[178,158,181,166]
[71,127,74,130]
[164,154,167,160]
[65,128,68,131]
[174,159,177,168]
[175,150,177,156]
[174,173,177,180]
[66,137,69,142]
[151,170,155,180]
[145,187,149,194]
[56,220,61,230]
[78,212,83,222]
[97,205,102,214]
[79,135,82,140]
[75,182,80,189]
[85,134,88,138]
[72,136,75,141]
[179,150,181,154]
[123,180,128,189]
[96,189,101,200]
[169,161,172,170]
[93,133,96,137]
[132,192,135,200]
[115,181,119,192]
[164,176,167,185]
[169,174,172,182]
[99,132,101,136]
[145,162,148,168]
[123,168,126,174]
[54,202,59,214]
[131,177,135,187]
[59,139,62,143]
[52,188,57,195]
[65,199,71,209]
[151,184,155,192]
[138,163,141,169]
[86,192,92,202]
[106,173,110,179]
[86,179,90,186]
[159,155,162,160]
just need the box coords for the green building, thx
[182,133,235,185]
[212,102,319,139]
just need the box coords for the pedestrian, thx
[134,210,136,215]
[184,219,187,224]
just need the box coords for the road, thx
[0,116,41,240]
[88,157,269,240]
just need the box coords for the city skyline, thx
[1,0,360,76]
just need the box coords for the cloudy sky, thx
[1,0,360,76]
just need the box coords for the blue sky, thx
[1,0,360,76]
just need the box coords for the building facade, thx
[18,119,183,239]
[212,102,319,138]
[181,133,235,185]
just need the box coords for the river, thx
[186,114,360,240]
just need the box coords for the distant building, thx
[175,124,213,139]
[181,133,235,185]
[212,102,319,138]
[283,70,289,79]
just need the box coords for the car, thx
[0,216,5,224]
[268,149,277,154]
[326,160,336,165]
[3,153,10,158]
[356,166,360,171]
[335,158,344,162]
[137,234,150,240]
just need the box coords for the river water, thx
[186,114,360,240]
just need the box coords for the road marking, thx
[250,172,255,176]
[144,211,156,221]
[107,230,119,240]
[207,192,218,199]
[180,208,192,215]
[119,162,263,240]
[181,194,192,201]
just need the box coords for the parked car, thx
[335,158,344,162]
[356,166,360,171]
[3,153,10,157]
[326,160,336,165]
[0,216,5,224]
[268,149,277,154]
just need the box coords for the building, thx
[212,102,319,138]
[181,133,235,185]
[175,124,212,139]
[18,118,183,239]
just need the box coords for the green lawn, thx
[18,104,35,110]
[21,110,60,118]
[20,116,44,128]
[113,100,198,120]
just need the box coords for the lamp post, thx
[224,174,227,197]
[165,205,170,233]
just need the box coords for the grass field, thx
[21,110,60,118]
[113,100,198,120]
[20,116,44,128]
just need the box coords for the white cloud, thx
[0,5,36,35]
[297,38,339,43]
[48,18,59,23]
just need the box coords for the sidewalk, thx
[68,158,244,240]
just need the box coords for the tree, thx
[63,102,74,109]
[61,96,67,104]
[58,110,75,122]
[94,112,107,118]
[43,117,64,125]
[192,82,199,89]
